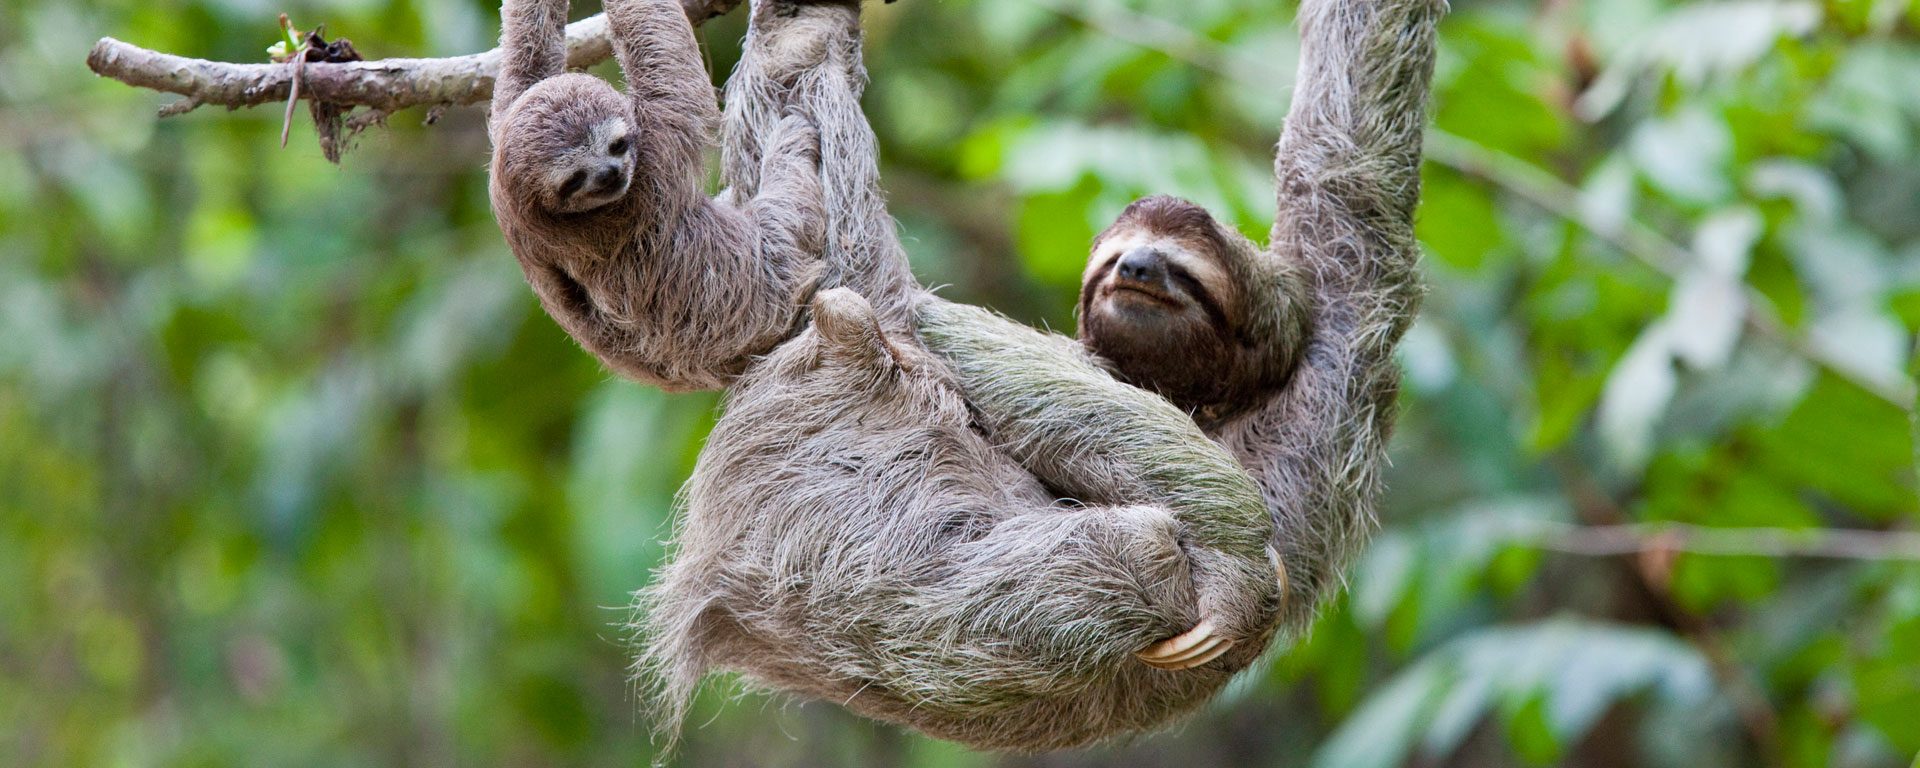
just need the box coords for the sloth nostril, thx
[1116,249,1166,284]
[594,164,622,187]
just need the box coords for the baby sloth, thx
[489,0,828,391]
[1079,195,1311,425]
[493,74,629,207]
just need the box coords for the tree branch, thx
[85,0,740,117]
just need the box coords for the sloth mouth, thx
[1103,281,1183,310]
[566,181,630,212]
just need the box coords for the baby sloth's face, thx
[544,114,636,214]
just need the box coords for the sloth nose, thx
[1115,248,1167,284]
[593,163,623,188]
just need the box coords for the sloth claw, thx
[1137,619,1233,670]
[1138,551,1286,671]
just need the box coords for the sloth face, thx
[541,114,636,214]
[1080,228,1239,341]
[498,74,638,216]
[1079,195,1310,416]
[1079,196,1247,408]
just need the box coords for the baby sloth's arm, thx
[490,0,567,136]
[580,0,826,389]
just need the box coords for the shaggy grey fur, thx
[1216,0,1442,634]
[647,288,1280,752]
[717,0,920,334]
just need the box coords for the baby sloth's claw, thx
[1137,619,1234,670]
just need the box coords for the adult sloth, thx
[633,0,1441,753]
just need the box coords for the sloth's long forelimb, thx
[1232,0,1443,631]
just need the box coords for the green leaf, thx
[1014,183,1101,287]
[1757,374,1917,517]
[1630,108,1735,205]
[1317,621,1714,768]
[1417,167,1506,271]
[1505,693,1562,765]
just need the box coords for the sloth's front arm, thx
[1222,0,1440,631]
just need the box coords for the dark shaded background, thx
[4,0,1919,765]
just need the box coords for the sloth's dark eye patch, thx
[608,137,630,156]
[1167,264,1205,300]
[1167,263,1231,333]
[559,169,588,199]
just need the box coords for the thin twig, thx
[1025,0,1918,412]
[1554,462,1787,768]
[282,51,308,148]
[156,98,200,118]
[1517,520,1920,561]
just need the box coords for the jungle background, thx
[5,0,1920,765]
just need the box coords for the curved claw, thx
[1270,546,1289,597]
[1137,619,1234,670]
[1139,551,1288,672]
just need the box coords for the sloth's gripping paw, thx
[1137,619,1232,670]
[1138,549,1288,671]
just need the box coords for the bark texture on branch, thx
[85,0,739,117]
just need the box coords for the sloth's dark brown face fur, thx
[1079,195,1304,415]
[496,74,638,216]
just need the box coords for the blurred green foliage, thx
[3,0,1919,766]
